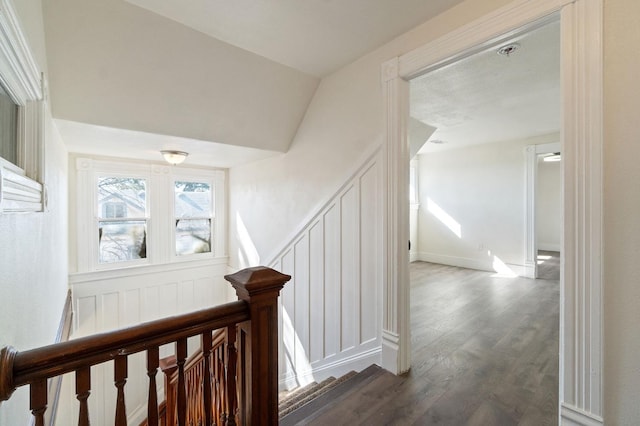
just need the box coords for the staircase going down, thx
[279,365,388,425]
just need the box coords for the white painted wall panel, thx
[294,237,311,370]
[67,260,234,425]
[323,205,340,361]
[280,250,296,384]
[359,164,380,344]
[309,222,325,363]
[270,152,383,390]
[340,186,358,352]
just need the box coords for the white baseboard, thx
[523,261,536,279]
[417,252,491,271]
[539,242,561,252]
[409,251,418,263]
[416,252,528,277]
[561,403,604,426]
[279,346,381,391]
[381,329,400,374]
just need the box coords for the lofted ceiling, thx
[45,0,557,167]
[125,0,467,77]
[411,20,560,154]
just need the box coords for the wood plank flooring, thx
[304,259,559,425]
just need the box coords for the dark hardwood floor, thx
[304,259,559,425]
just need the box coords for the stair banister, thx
[0,266,291,426]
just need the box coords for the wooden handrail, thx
[1,300,249,394]
[0,266,290,426]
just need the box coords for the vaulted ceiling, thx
[42,0,557,166]
[42,0,467,166]
[124,0,467,77]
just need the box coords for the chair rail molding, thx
[381,0,604,424]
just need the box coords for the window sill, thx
[69,256,229,284]
[0,164,43,213]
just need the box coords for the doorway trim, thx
[525,141,561,279]
[381,0,603,424]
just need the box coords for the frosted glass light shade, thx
[161,150,188,165]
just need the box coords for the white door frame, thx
[381,0,603,425]
[525,141,561,279]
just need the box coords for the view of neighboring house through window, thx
[0,81,18,166]
[175,181,212,256]
[97,177,147,263]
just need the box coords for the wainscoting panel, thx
[61,259,234,426]
[270,149,384,390]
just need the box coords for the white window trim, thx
[75,157,226,273]
[170,168,225,262]
[0,0,45,213]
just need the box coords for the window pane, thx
[98,177,146,218]
[176,219,211,255]
[175,181,211,218]
[99,221,147,263]
[0,83,18,166]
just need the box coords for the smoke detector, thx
[497,43,520,57]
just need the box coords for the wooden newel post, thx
[224,267,291,426]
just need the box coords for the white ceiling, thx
[56,120,282,168]
[125,0,467,77]
[411,20,560,154]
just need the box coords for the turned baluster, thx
[29,379,47,426]
[213,347,219,423]
[76,367,91,426]
[146,347,159,426]
[225,325,238,426]
[176,339,187,426]
[114,355,128,426]
[220,345,227,425]
[202,331,213,426]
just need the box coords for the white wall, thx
[0,1,69,424]
[42,0,319,153]
[604,0,640,423]
[416,139,530,275]
[536,157,561,251]
[228,0,512,391]
[228,0,512,268]
[268,152,383,390]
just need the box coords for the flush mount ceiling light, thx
[161,150,189,165]
[497,42,520,57]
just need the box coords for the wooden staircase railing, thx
[155,326,236,426]
[0,266,290,426]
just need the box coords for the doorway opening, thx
[405,19,561,423]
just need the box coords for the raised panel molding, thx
[561,404,604,426]
[269,150,384,390]
[67,260,233,426]
[383,0,604,424]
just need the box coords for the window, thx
[74,157,226,272]
[0,0,45,213]
[174,181,212,256]
[97,177,147,264]
[0,82,18,166]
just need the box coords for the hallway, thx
[303,261,559,425]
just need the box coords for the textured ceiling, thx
[125,0,467,77]
[411,20,560,154]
